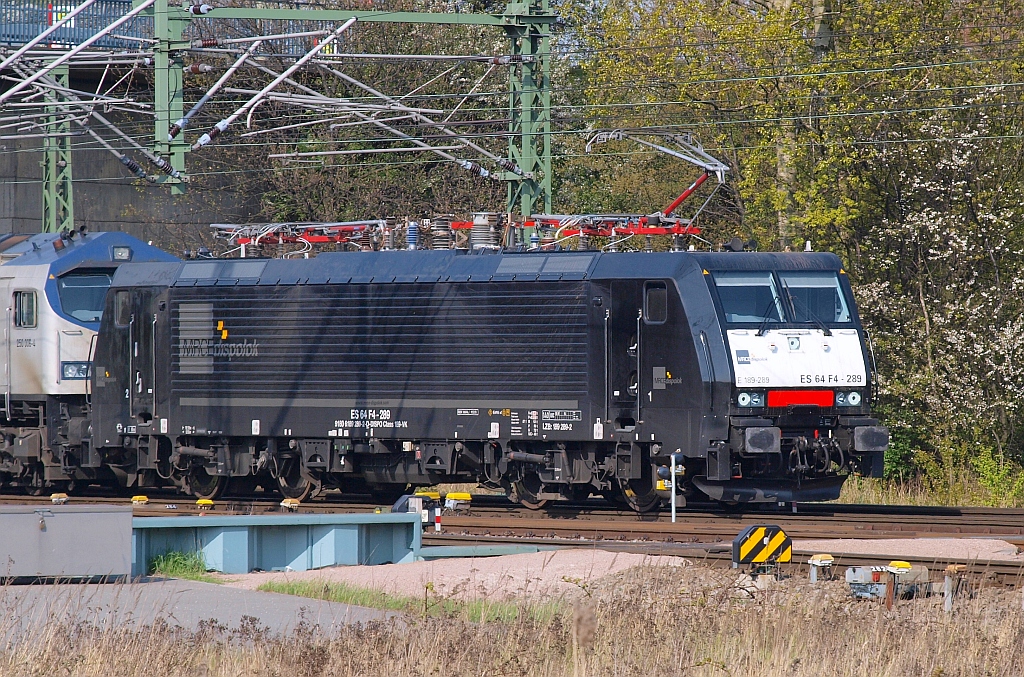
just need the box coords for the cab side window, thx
[13,291,36,328]
[114,290,132,327]
[644,281,668,324]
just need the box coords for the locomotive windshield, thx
[714,272,785,323]
[713,270,851,325]
[777,271,851,323]
[57,272,113,322]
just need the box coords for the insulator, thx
[149,155,181,179]
[168,118,186,140]
[192,121,225,150]
[359,230,372,251]
[119,154,148,181]
[457,159,490,179]
[495,158,525,176]
[406,221,419,250]
[671,234,685,252]
[188,3,213,15]
[470,212,498,250]
[529,232,540,249]
[489,55,533,65]
[431,216,452,250]
[191,38,219,48]
[184,63,214,75]
[578,233,590,251]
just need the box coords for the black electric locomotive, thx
[88,249,888,509]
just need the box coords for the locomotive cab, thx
[0,232,177,494]
[690,255,889,503]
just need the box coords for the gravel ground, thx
[794,537,1024,562]
[220,538,1022,605]
[223,549,692,601]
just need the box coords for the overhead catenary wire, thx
[235,61,474,170]
[170,39,263,141]
[8,64,151,181]
[191,17,358,151]
[27,69,182,179]
[268,144,465,159]
[2,10,1023,187]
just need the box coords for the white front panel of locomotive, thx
[726,328,867,388]
[2,264,97,396]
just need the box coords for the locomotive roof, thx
[111,249,845,288]
[0,231,177,276]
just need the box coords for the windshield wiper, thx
[755,299,781,336]
[781,281,832,336]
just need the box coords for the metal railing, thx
[0,0,152,49]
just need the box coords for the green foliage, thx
[560,0,1024,503]
[258,579,561,623]
[970,445,1024,507]
[149,551,219,583]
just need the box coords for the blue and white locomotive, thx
[0,231,176,493]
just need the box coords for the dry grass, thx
[429,482,504,496]
[839,474,1024,508]
[838,476,942,506]
[2,564,1022,676]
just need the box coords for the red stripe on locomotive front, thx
[767,390,835,407]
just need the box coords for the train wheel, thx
[188,467,226,500]
[617,462,661,513]
[600,489,628,508]
[619,482,661,513]
[509,473,548,510]
[276,458,313,502]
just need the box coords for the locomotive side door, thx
[123,289,155,425]
[609,280,642,429]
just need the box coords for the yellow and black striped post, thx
[732,525,792,568]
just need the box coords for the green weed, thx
[148,551,219,583]
[257,579,561,623]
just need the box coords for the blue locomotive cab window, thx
[57,272,113,323]
[778,272,851,323]
[13,291,36,328]
[713,272,784,324]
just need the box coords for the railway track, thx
[5,491,1024,542]
[6,490,1023,584]
[422,532,1024,587]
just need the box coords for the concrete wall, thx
[0,117,261,250]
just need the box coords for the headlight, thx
[737,392,765,408]
[836,391,862,407]
[112,246,132,261]
[61,362,91,379]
